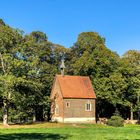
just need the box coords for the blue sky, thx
[0,0,140,56]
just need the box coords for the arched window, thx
[85,101,92,111]
[55,104,59,115]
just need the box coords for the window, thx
[85,101,91,111]
[66,102,70,107]
[55,104,59,115]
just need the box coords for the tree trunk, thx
[130,105,133,120]
[0,53,9,126]
[3,100,8,126]
[33,110,36,122]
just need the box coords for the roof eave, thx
[63,97,96,99]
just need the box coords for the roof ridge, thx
[56,74,89,78]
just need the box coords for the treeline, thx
[0,19,140,125]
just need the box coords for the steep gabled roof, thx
[56,75,96,99]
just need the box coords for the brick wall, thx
[51,78,64,119]
[63,98,95,118]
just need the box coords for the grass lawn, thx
[0,123,140,140]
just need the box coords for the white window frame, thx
[85,101,92,111]
[66,102,70,108]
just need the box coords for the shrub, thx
[107,116,124,127]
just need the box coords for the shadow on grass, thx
[0,133,70,140]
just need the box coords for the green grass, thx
[0,123,140,140]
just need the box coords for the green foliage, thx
[113,109,121,116]
[107,116,124,127]
[0,18,140,124]
[69,31,140,119]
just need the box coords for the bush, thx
[107,116,124,127]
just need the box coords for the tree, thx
[16,31,56,122]
[120,50,140,120]
[69,32,121,118]
[0,23,23,125]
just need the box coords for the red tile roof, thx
[56,75,96,99]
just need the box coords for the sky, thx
[0,0,140,56]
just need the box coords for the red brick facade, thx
[64,99,95,118]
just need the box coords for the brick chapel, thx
[50,60,96,123]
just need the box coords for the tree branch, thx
[0,52,6,74]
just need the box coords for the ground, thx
[0,122,140,140]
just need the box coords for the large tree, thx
[0,20,23,125]
[120,50,140,120]
[69,32,126,118]
[0,22,54,125]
